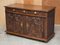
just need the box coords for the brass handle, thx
[13,9,15,11]
[34,11,37,14]
[23,10,26,13]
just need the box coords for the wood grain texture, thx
[24,0,33,5]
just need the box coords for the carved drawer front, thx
[5,7,27,14]
[6,7,16,12]
[6,7,47,17]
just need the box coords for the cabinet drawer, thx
[5,7,47,17]
[6,7,15,12]
[5,7,29,14]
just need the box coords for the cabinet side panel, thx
[47,9,55,38]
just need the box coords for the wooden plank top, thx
[5,3,55,12]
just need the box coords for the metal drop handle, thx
[34,11,37,14]
[23,10,26,13]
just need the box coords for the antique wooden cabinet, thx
[5,3,55,42]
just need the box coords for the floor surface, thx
[0,26,60,45]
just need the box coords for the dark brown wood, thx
[5,3,55,42]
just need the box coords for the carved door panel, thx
[24,16,45,38]
[14,14,26,34]
[6,12,15,32]
[14,14,22,33]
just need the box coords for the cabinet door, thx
[24,16,45,38]
[6,12,15,32]
[14,14,23,34]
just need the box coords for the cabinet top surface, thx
[5,3,55,12]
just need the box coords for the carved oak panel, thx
[6,12,15,32]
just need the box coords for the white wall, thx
[16,0,42,5]
[16,0,24,4]
[0,0,16,31]
[33,0,42,5]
